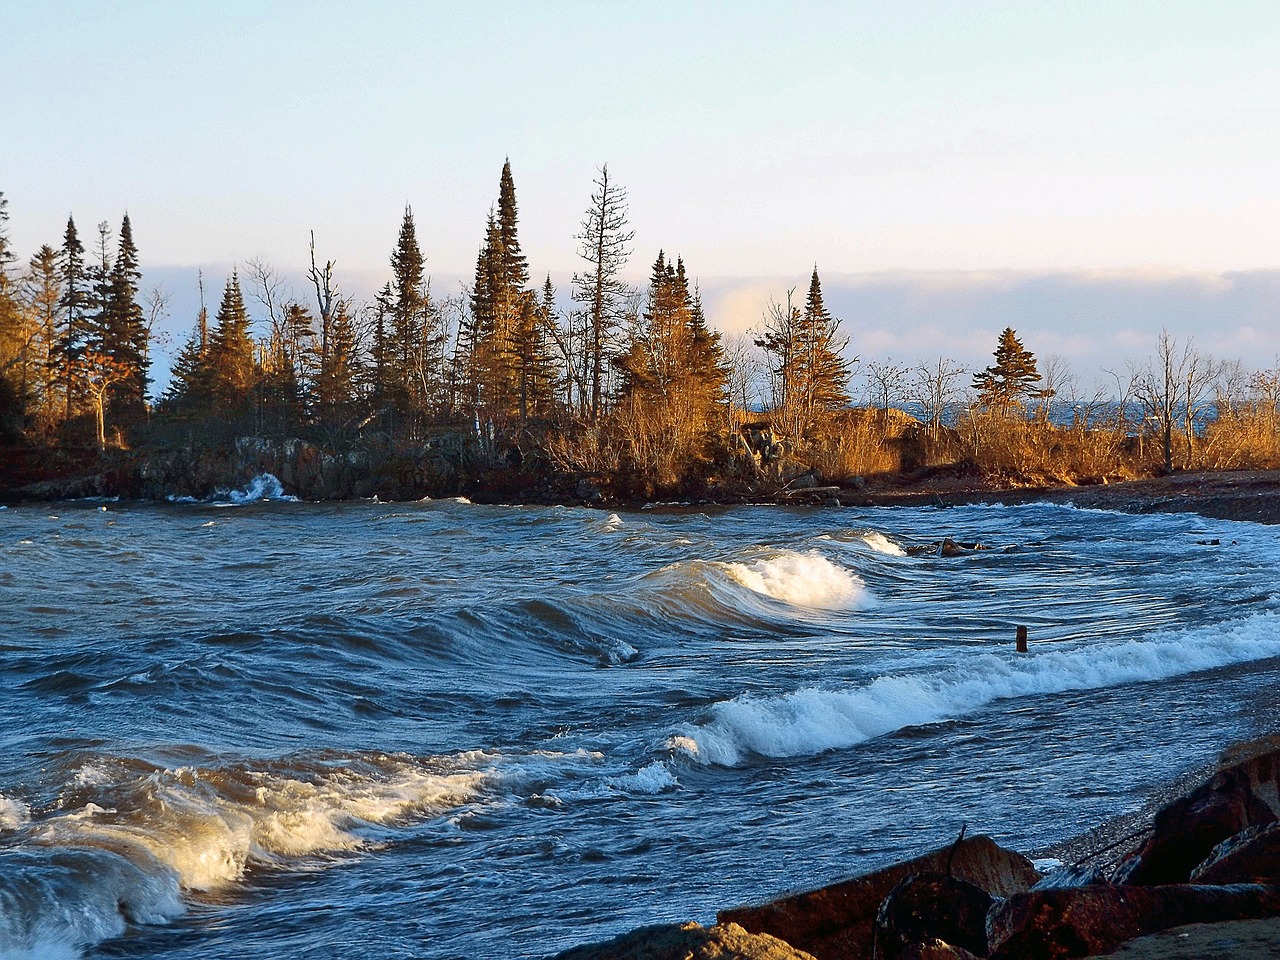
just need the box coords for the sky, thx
[5,1,1280,389]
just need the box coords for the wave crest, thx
[717,551,872,610]
[674,609,1280,766]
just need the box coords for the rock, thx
[552,921,819,960]
[1115,745,1280,885]
[1030,863,1108,890]
[1191,823,1280,885]
[719,836,1037,960]
[987,884,1280,960]
[873,872,992,959]
[896,943,983,960]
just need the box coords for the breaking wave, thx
[0,751,489,958]
[673,609,1280,766]
[213,473,298,505]
[716,550,873,610]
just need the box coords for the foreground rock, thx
[987,884,1280,960]
[717,836,1037,960]
[553,922,818,960]
[874,872,992,959]
[1115,740,1280,885]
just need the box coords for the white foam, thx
[216,473,298,504]
[861,532,906,557]
[674,609,1280,766]
[165,495,198,504]
[718,550,872,610]
[607,761,678,795]
[0,795,29,830]
[599,638,639,664]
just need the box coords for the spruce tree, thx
[25,244,62,420]
[972,327,1042,409]
[55,216,90,422]
[206,272,255,402]
[103,213,148,415]
[798,267,850,415]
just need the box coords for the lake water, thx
[1,485,1278,958]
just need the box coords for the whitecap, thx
[718,550,873,610]
[674,609,1280,766]
[214,473,298,505]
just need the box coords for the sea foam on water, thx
[718,550,874,610]
[674,608,1280,766]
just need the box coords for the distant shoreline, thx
[5,443,1280,529]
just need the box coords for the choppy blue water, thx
[1,485,1278,959]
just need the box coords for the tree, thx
[24,244,63,423]
[101,213,148,416]
[75,349,131,449]
[0,192,34,419]
[206,272,255,402]
[911,356,967,441]
[755,269,850,435]
[573,164,634,419]
[972,327,1043,410]
[56,215,90,422]
[1129,330,1216,473]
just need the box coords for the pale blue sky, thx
[5,1,1280,380]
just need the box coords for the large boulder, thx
[553,921,818,960]
[987,884,1280,960]
[718,836,1037,960]
[874,872,993,959]
[1190,823,1280,885]
[1115,744,1280,885]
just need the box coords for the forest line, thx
[3,163,1280,500]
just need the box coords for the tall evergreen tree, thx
[102,213,148,414]
[55,216,90,422]
[24,244,62,419]
[206,272,255,402]
[972,327,1042,409]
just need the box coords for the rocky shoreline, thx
[553,738,1280,959]
[6,440,1280,530]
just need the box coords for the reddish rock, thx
[1116,745,1280,885]
[987,884,1280,960]
[874,872,992,959]
[552,921,818,960]
[1191,823,1280,885]
[718,836,1037,960]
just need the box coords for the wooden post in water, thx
[1016,625,1028,653]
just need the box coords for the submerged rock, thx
[987,883,1280,960]
[552,921,818,960]
[718,836,1037,960]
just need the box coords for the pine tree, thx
[972,327,1042,409]
[756,268,850,434]
[55,216,90,422]
[24,244,62,421]
[797,267,850,414]
[102,213,148,415]
[206,272,255,402]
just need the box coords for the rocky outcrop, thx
[553,922,819,960]
[1114,743,1280,885]
[1189,822,1280,884]
[987,884,1280,960]
[717,836,1037,960]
